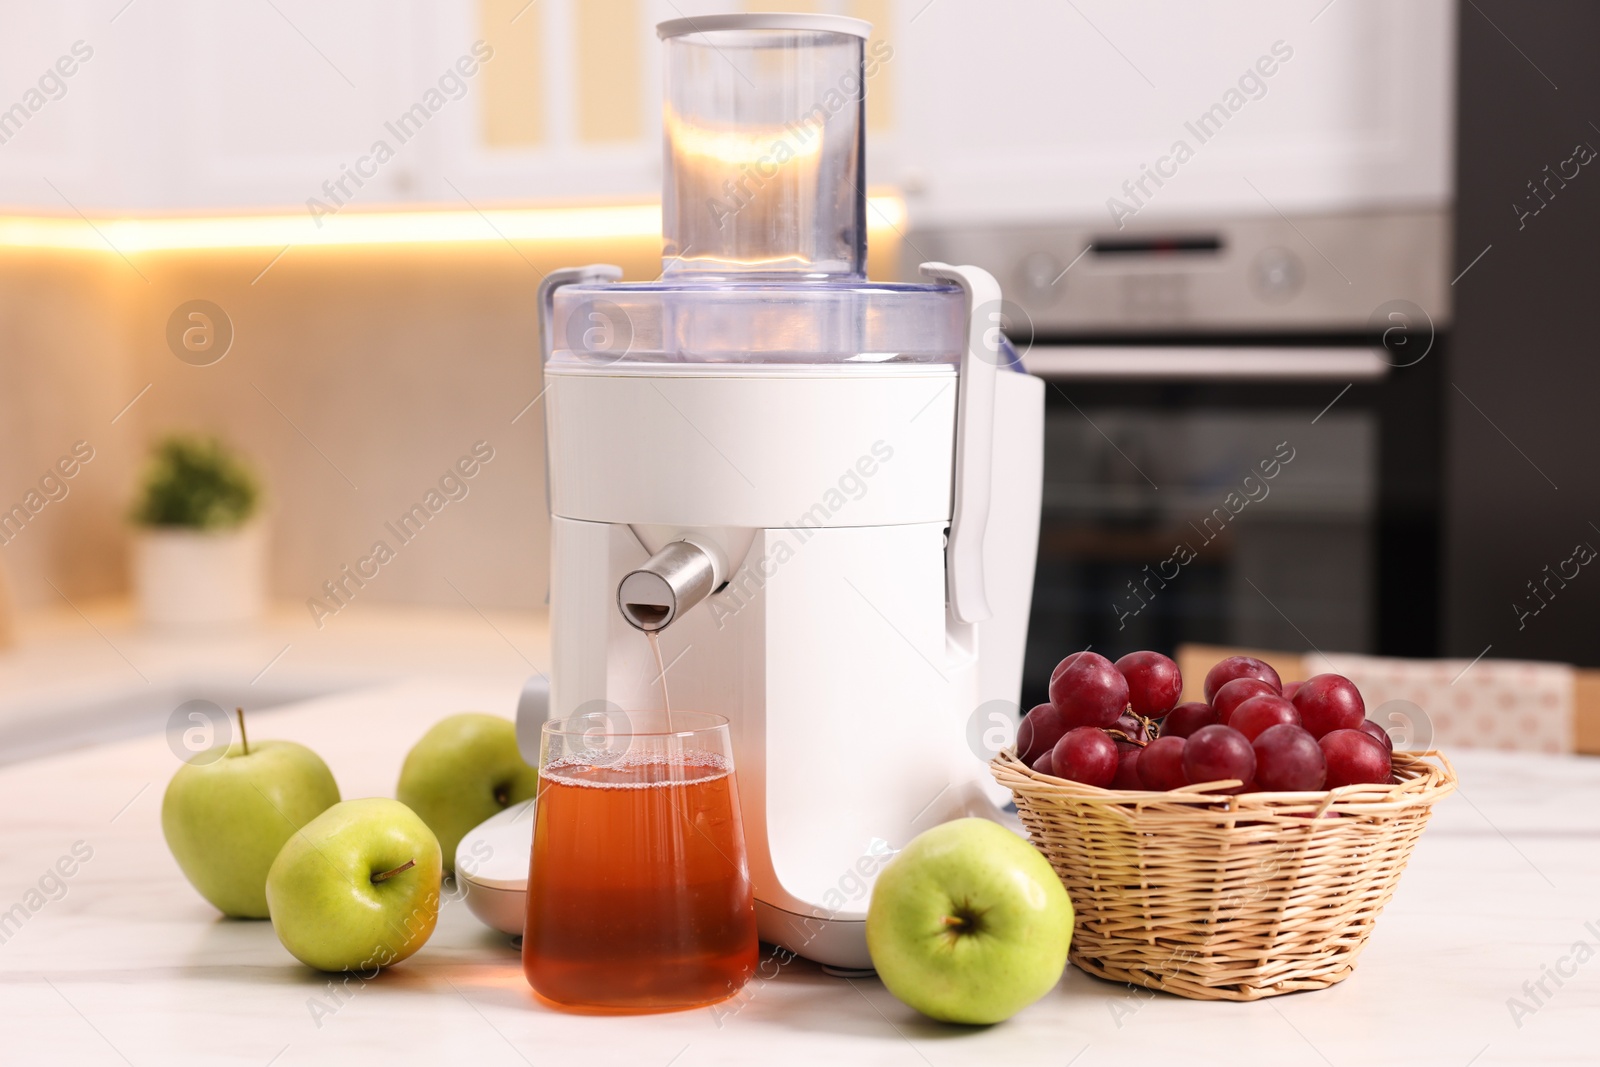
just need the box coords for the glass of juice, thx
[522,708,758,1012]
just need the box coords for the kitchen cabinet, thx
[0,0,1451,221]
[155,0,424,211]
[413,0,663,207]
[1445,0,1600,668]
[893,0,1455,226]
[0,0,672,213]
[0,2,107,209]
[0,0,425,212]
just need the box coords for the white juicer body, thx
[520,267,1044,969]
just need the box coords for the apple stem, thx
[371,859,416,884]
[236,706,249,756]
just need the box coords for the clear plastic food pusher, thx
[659,13,868,278]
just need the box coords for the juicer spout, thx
[617,540,720,632]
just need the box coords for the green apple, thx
[396,713,538,874]
[266,797,442,972]
[162,739,340,918]
[866,818,1073,1025]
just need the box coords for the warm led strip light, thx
[0,196,907,253]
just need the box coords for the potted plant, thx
[131,435,264,626]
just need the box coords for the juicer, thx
[459,12,1044,971]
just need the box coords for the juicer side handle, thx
[920,262,998,624]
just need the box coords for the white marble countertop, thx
[0,600,548,765]
[1,678,1596,1067]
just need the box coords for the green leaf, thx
[131,434,261,530]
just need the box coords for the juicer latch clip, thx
[919,262,1000,625]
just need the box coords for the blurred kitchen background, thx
[1,1,1596,752]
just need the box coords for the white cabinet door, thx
[892,0,1455,226]
[150,0,422,211]
[0,0,424,211]
[417,0,664,208]
[1,0,665,212]
[0,2,109,210]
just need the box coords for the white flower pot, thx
[133,524,265,627]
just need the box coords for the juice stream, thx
[646,629,672,728]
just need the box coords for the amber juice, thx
[522,752,758,1011]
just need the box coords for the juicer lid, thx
[546,277,969,367]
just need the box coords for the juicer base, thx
[755,899,872,971]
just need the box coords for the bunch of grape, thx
[1017,652,1396,793]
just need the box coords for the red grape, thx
[1050,726,1119,787]
[1049,651,1130,728]
[1111,743,1144,789]
[1138,736,1189,790]
[1017,703,1067,764]
[1182,725,1256,793]
[1162,701,1217,739]
[1030,748,1056,776]
[1292,674,1366,738]
[1203,656,1283,703]
[1252,723,1326,791]
[1321,728,1391,787]
[1229,694,1301,742]
[1049,651,1089,686]
[1282,680,1303,701]
[1113,651,1183,718]
[1358,719,1394,752]
[1213,677,1279,724]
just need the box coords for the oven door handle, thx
[1021,346,1391,381]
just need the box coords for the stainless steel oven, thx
[916,209,1449,705]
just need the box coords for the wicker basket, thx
[990,748,1457,1001]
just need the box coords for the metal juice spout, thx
[617,540,720,632]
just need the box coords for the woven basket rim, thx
[993,748,1456,817]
